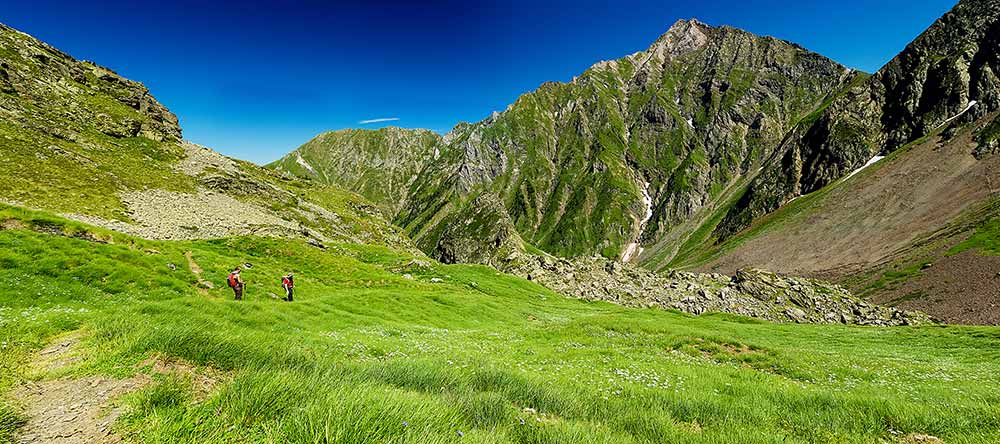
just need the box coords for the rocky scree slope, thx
[518,256,929,326]
[0,23,414,251]
[715,0,1000,241]
[276,19,853,265]
[665,0,1000,323]
[427,193,928,325]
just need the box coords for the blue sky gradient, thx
[4,0,956,163]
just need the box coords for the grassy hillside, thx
[2,205,999,443]
[267,128,443,219]
[0,22,413,253]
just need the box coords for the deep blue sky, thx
[4,0,956,163]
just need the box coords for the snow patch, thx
[940,100,978,127]
[434,146,440,160]
[622,180,654,262]
[295,153,317,175]
[686,117,694,128]
[844,155,884,181]
[621,242,641,263]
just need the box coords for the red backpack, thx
[228,273,238,288]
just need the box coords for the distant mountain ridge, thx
[272,0,1000,323]
[275,17,854,263]
[268,127,443,219]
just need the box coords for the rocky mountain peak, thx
[648,19,711,59]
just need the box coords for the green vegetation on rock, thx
[274,20,854,267]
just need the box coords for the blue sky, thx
[4,0,955,163]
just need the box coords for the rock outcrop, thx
[0,23,181,143]
[509,254,929,326]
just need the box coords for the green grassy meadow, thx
[1,205,999,444]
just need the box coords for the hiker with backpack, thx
[228,267,245,300]
[281,273,294,301]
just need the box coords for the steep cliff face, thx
[716,0,1000,239]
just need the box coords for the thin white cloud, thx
[358,117,400,124]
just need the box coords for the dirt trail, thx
[13,334,149,444]
[14,376,147,444]
[185,250,215,291]
[12,334,223,443]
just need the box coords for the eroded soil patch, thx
[12,334,224,443]
[14,375,148,444]
[871,250,1000,325]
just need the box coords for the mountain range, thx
[3,2,1000,442]
[271,0,1000,324]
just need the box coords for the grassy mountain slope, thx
[267,128,444,219]
[2,206,999,443]
[0,23,412,251]
[275,19,852,264]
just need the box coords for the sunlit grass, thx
[1,207,999,443]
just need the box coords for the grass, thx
[0,206,999,443]
[862,262,932,295]
[950,216,1000,256]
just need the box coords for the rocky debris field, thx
[174,141,240,177]
[510,255,930,326]
[67,189,299,241]
[429,194,928,325]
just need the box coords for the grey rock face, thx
[718,0,1000,239]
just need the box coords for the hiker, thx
[281,273,294,302]
[228,267,245,300]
